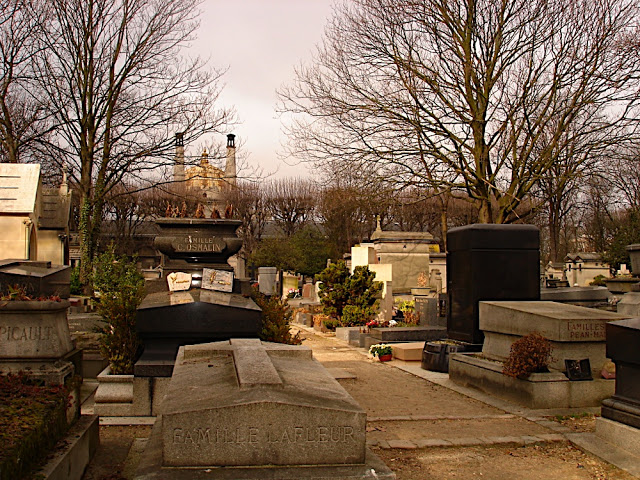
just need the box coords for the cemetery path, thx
[297,327,637,480]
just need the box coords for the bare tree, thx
[35,0,234,286]
[264,178,317,237]
[0,0,54,163]
[228,182,269,258]
[280,0,640,224]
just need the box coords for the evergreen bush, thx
[316,261,382,326]
[93,246,145,375]
[252,290,301,345]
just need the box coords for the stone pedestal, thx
[154,218,242,277]
[135,339,394,479]
[0,260,71,299]
[601,318,640,429]
[0,299,75,385]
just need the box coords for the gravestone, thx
[447,224,540,344]
[134,218,260,378]
[135,339,394,479]
[0,263,77,385]
[301,282,313,299]
[257,266,277,296]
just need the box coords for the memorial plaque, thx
[565,359,593,381]
[171,235,225,253]
[202,268,233,293]
[166,272,191,292]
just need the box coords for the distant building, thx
[564,252,610,286]
[0,164,71,264]
[174,133,237,215]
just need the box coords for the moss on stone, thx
[0,374,72,480]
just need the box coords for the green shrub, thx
[341,304,377,327]
[322,317,341,331]
[252,290,301,345]
[93,246,145,375]
[317,261,382,325]
[503,333,552,378]
[69,267,82,295]
[589,274,607,286]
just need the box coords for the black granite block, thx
[446,224,540,344]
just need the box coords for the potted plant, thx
[369,343,393,362]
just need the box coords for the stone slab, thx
[449,353,614,409]
[480,301,627,342]
[480,301,629,372]
[391,342,424,361]
[335,326,362,343]
[368,326,445,342]
[596,417,640,458]
[134,290,261,377]
[567,431,640,478]
[541,287,610,304]
[617,292,640,316]
[135,417,395,479]
[161,340,366,467]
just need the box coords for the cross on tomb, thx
[182,339,309,390]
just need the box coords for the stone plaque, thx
[202,268,233,293]
[172,235,225,253]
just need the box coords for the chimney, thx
[225,133,237,188]
[174,132,185,189]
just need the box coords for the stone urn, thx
[154,218,243,268]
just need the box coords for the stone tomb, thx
[449,301,627,408]
[136,339,394,479]
[479,301,628,372]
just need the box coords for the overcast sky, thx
[191,0,336,179]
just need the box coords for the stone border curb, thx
[35,415,99,480]
[367,433,566,450]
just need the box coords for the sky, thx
[191,0,336,179]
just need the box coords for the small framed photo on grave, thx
[564,359,593,381]
[202,268,234,293]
